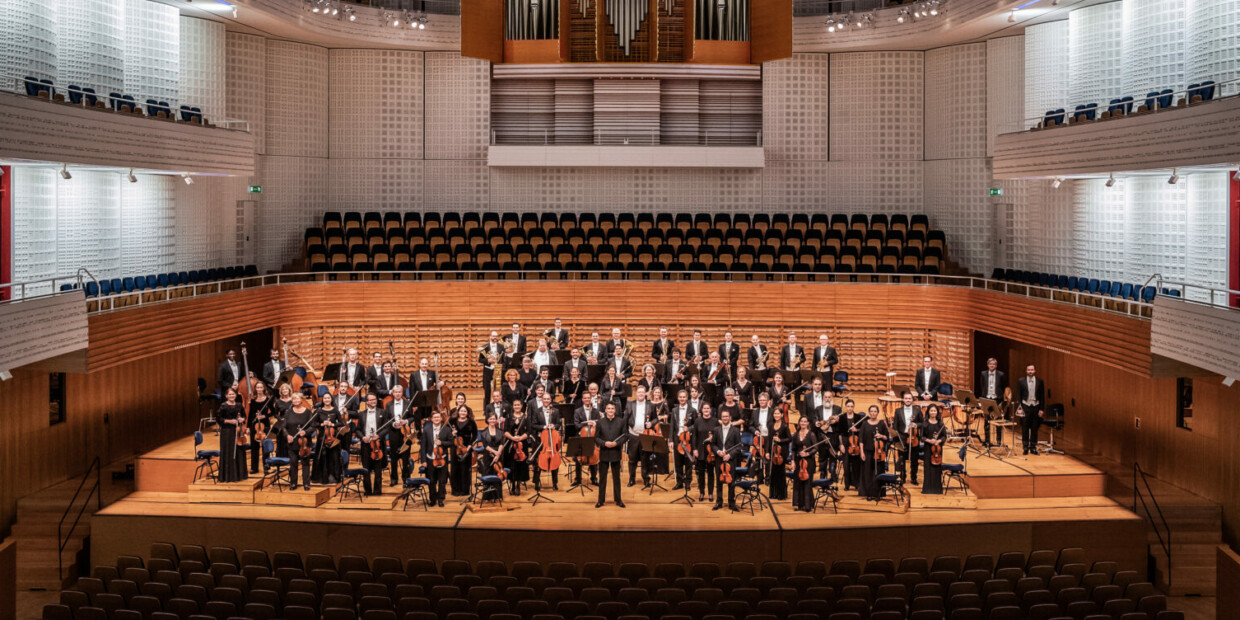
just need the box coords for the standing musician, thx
[685,330,709,366]
[606,328,628,362]
[891,391,924,486]
[356,393,388,496]
[274,384,294,458]
[526,383,548,416]
[451,392,472,418]
[484,389,511,430]
[638,363,661,394]
[311,392,342,485]
[609,350,633,385]
[780,333,805,384]
[977,357,1008,445]
[501,368,527,408]
[372,362,398,402]
[338,348,365,387]
[717,388,744,429]
[531,392,562,491]
[1018,363,1046,455]
[562,347,588,385]
[921,404,947,495]
[478,413,505,501]
[217,349,242,393]
[790,416,817,511]
[408,357,442,427]
[858,405,890,501]
[280,393,314,491]
[366,352,385,393]
[711,409,741,512]
[669,389,696,490]
[732,366,756,409]
[561,366,587,412]
[652,327,675,363]
[215,387,248,482]
[915,355,942,402]
[479,331,504,402]
[837,399,863,491]
[421,411,452,507]
[768,372,790,415]
[691,402,719,503]
[585,331,608,365]
[546,318,570,350]
[247,382,273,475]
[573,391,603,487]
[533,366,556,403]
[503,401,532,496]
[750,392,776,483]
[261,348,286,391]
[704,351,730,406]
[624,386,656,488]
[508,323,528,358]
[813,334,839,378]
[383,392,415,488]
[334,382,360,417]
[718,331,740,382]
[768,407,791,501]
[748,334,769,372]
[688,384,705,413]
[532,339,555,372]
[664,349,688,386]
[594,402,628,508]
[649,386,672,476]
[449,404,477,497]
[517,356,538,389]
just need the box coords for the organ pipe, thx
[605,0,650,56]
[695,0,748,41]
[506,0,560,39]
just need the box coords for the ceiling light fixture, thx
[127,169,137,183]
[1168,168,1179,184]
[1008,10,1016,22]
[182,173,194,185]
[1105,173,1117,188]
[59,164,71,180]
[1051,177,1063,189]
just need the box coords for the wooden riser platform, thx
[187,479,260,504]
[255,485,334,508]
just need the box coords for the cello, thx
[577,419,601,467]
[283,338,321,395]
[537,419,563,472]
[433,352,453,416]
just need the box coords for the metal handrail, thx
[1156,278,1240,309]
[1022,76,1240,128]
[9,77,251,133]
[58,456,102,582]
[72,269,1159,318]
[1133,462,1172,589]
[0,274,87,302]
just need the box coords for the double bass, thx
[282,338,321,395]
[236,343,257,448]
[432,352,453,416]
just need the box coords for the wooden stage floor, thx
[94,432,1147,571]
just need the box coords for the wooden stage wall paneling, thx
[1219,545,1240,620]
[982,333,1240,546]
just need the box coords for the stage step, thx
[187,479,260,504]
[255,485,333,507]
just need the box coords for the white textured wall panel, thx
[56,0,124,96]
[1121,0,1185,96]
[762,53,829,161]
[924,158,993,274]
[1185,0,1240,90]
[1184,172,1229,303]
[265,40,328,158]
[174,174,245,270]
[329,159,423,211]
[925,43,987,161]
[425,160,491,211]
[1070,178,1126,280]
[329,49,423,159]
[179,17,225,123]
[120,174,176,275]
[123,0,179,107]
[11,167,59,288]
[0,0,57,88]
[761,159,830,211]
[425,52,489,160]
[488,168,762,212]
[1124,176,1186,283]
[986,36,1024,156]
[256,155,329,271]
[226,32,266,154]
[56,171,121,279]
[825,161,924,215]
[1023,21,1069,128]
[829,52,923,161]
[1068,2,1123,108]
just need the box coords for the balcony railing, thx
[1024,77,1240,130]
[491,129,764,147]
[11,77,251,133]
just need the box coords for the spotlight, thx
[1050,177,1062,189]
[826,18,837,32]
[59,164,71,180]
[232,6,238,17]
[127,169,137,183]
[1105,174,1116,188]
[1167,169,1179,184]
[182,173,194,185]
[1008,10,1016,22]
[897,8,907,23]
[343,6,355,20]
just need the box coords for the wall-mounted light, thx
[127,169,138,183]
[1050,177,1063,189]
[1105,173,1117,188]
[182,173,194,185]
[59,163,71,180]
[1167,168,1179,184]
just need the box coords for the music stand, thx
[554,350,572,364]
[653,362,667,379]
[798,369,818,387]
[978,398,1012,459]
[564,436,596,496]
[409,391,437,427]
[663,382,684,401]
[323,363,342,383]
[749,367,770,384]
[639,434,670,494]
[777,370,802,389]
[525,441,555,506]
[586,364,607,383]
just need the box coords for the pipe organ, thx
[605,0,652,56]
[506,0,561,40]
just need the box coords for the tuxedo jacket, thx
[747,345,769,368]
[507,334,528,355]
[914,368,942,398]
[583,342,609,364]
[562,358,588,382]
[420,423,454,464]
[1018,376,1045,407]
[685,341,710,362]
[976,369,1007,400]
[548,328,569,350]
[217,361,241,392]
[408,370,439,404]
[891,405,923,436]
[337,362,366,387]
[717,342,740,368]
[371,373,399,399]
[651,338,676,362]
[529,403,562,432]
[780,345,805,370]
[260,359,286,388]
[478,342,505,367]
[812,346,839,372]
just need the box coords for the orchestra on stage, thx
[213,325,1046,511]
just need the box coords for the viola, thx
[537,424,562,471]
[750,433,766,462]
[399,422,417,455]
[493,440,509,480]
[368,435,385,461]
[323,421,336,449]
[797,454,810,481]
[875,436,887,457]
[931,442,944,466]
[705,432,715,464]
[771,422,784,466]
[909,425,920,448]
[514,438,527,462]
[432,440,447,468]
[328,418,352,448]
[847,433,861,456]
[719,461,734,484]
[297,434,313,458]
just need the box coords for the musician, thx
[837,399,863,491]
[750,392,775,483]
[421,411,453,507]
[261,348,286,391]
[573,392,603,487]
[718,331,740,382]
[311,392,343,485]
[534,366,557,402]
[547,318,570,350]
[790,416,817,511]
[704,351,730,406]
[517,356,538,389]
[479,331,504,402]
[649,386,672,476]
[508,323,528,357]
[768,372,789,415]
[334,382,360,417]
[609,350,633,385]
[532,339,555,372]
[606,328,627,361]
[248,382,274,474]
[484,389,511,430]
[652,327,675,363]
[977,357,1008,445]
[769,407,791,501]
[503,400,532,496]
[624,386,656,488]
[274,384,294,458]
[711,409,741,512]
[601,365,627,412]
[717,388,744,429]
[408,357,441,427]
[526,383,548,416]
[1018,363,1045,455]
[501,368,527,407]
[585,331,608,365]
[922,404,947,495]
[668,389,696,490]
[215,387,249,483]
[691,402,719,503]
[372,362,398,401]
[685,330,709,365]
[915,355,942,401]
[217,350,241,393]
[732,366,755,409]
[366,352,385,392]
[638,363,661,394]
[748,334,770,371]
[382,391,414,487]
[356,392,391,496]
[664,349,687,386]
[858,405,890,501]
[478,413,505,501]
[594,402,628,508]
[281,392,314,491]
[891,391,924,486]
[450,392,472,419]
[561,366,587,411]
[530,392,562,491]
[688,384,704,412]
[562,347,588,385]
[780,333,805,374]
[338,348,365,387]
[800,377,835,430]
[813,334,839,378]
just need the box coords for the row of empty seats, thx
[990,269,1173,304]
[1037,81,1218,128]
[21,77,212,125]
[44,544,1180,620]
[62,266,259,304]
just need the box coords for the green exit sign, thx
[248,185,263,194]
[988,187,1003,197]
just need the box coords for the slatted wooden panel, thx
[554,79,593,144]
[660,79,700,144]
[593,79,661,144]
[657,0,686,62]
[699,80,762,145]
[491,79,557,145]
[568,0,598,62]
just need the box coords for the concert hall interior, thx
[2,0,1240,619]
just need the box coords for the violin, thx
[771,421,784,466]
[677,428,692,456]
[493,439,510,480]
[847,433,861,456]
[328,417,352,448]
[909,424,920,448]
[537,421,563,472]
[797,453,810,481]
[297,434,313,458]
[513,434,527,462]
[432,432,447,468]
[930,425,946,466]
[751,432,767,461]
[705,431,715,464]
